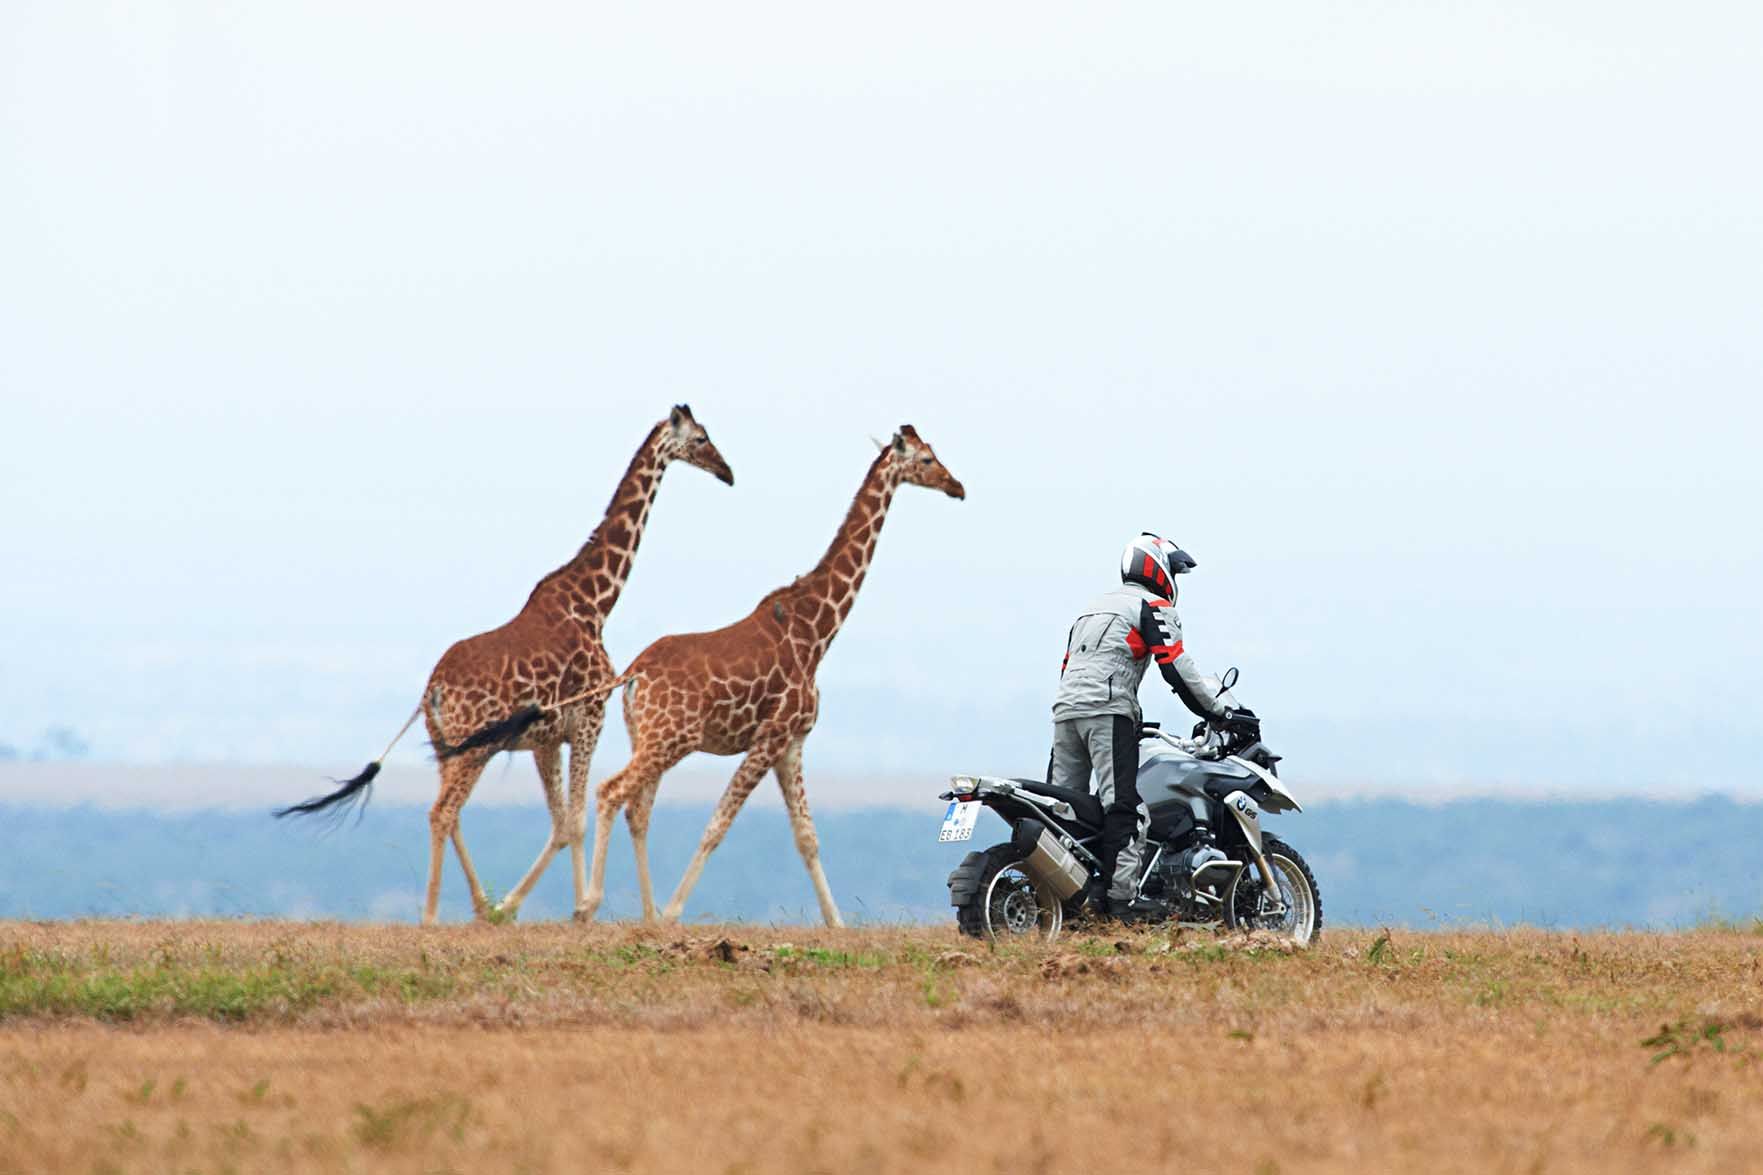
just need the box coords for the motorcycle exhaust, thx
[1010,819,1089,902]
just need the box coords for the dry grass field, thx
[2,920,1761,1174]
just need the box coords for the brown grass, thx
[2,920,1761,1173]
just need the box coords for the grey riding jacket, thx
[1051,584,1228,725]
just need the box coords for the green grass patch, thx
[347,964,459,1002]
[0,965,331,1021]
[1642,1018,1753,1066]
[769,945,887,969]
[352,1094,472,1149]
[0,958,463,1023]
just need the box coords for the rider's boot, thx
[1069,876,1108,922]
[1084,844,1120,921]
[1106,894,1169,925]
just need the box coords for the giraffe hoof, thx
[572,907,597,924]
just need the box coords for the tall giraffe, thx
[579,425,963,925]
[277,405,734,925]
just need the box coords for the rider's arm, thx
[1140,599,1229,721]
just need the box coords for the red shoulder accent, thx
[1152,639,1184,665]
[1147,597,1173,608]
[1125,626,1148,659]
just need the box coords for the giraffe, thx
[577,425,964,926]
[276,405,734,925]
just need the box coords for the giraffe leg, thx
[451,821,492,919]
[425,755,488,926]
[496,740,569,918]
[578,785,620,924]
[774,737,844,928]
[662,736,787,923]
[565,704,606,917]
[626,784,659,922]
[578,742,679,923]
[425,818,446,927]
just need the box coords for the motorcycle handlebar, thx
[1145,720,1277,765]
[1144,725,1204,754]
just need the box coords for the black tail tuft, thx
[274,761,381,824]
[434,703,545,761]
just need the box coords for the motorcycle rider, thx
[1050,532,1260,921]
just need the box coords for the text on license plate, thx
[938,800,980,843]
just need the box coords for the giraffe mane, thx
[518,420,669,612]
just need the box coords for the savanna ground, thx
[2,921,1761,1174]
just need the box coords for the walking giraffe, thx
[276,405,734,925]
[581,425,963,925]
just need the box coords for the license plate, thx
[938,800,980,843]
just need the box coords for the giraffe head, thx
[662,404,735,485]
[880,425,965,499]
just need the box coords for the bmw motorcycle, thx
[940,671,1321,945]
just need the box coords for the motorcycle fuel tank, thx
[1138,750,1258,840]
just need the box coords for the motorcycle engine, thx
[1160,843,1233,919]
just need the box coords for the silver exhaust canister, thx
[1011,819,1089,902]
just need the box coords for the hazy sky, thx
[4,3,1760,801]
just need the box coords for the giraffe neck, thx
[551,425,671,628]
[798,452,900,658]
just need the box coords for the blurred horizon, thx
[4,796,1758,928]
[2,757,1758,813]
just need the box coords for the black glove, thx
[1219,707,1261,740]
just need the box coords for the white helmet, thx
[1120,532,1196,600]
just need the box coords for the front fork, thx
[1224,790,1287,917]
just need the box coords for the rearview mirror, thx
[1220,666,1240,692]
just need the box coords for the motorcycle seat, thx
[1008,778,1104,828]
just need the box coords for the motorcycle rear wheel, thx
[1223,834,1322,945]
[953,843,1064,943]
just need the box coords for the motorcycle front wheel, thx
[1223,834,1322,945]
[952,843,1064,943]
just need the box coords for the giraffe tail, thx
[434,671,638,761]
[274,704,421,823]
[431,703,546,760]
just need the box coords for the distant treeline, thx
[0,725,91,762]
[0,798,1756,928]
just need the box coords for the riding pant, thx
[1048,713,1148,903]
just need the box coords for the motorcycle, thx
[939,670,1321,945]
